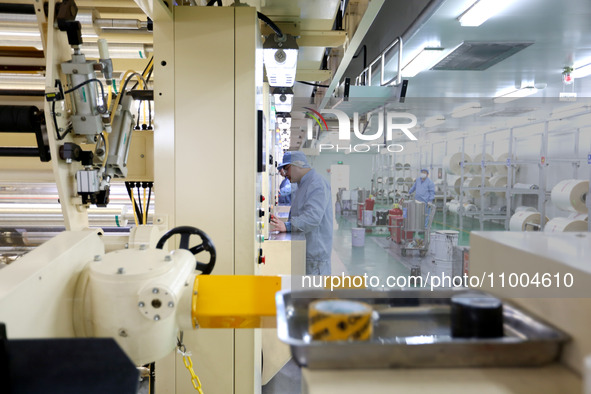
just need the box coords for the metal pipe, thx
[0,12,36,24]
[96,18,147,30]
[0,90,45,97]
[0,147,42,157]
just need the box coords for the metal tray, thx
[276,288,568,369]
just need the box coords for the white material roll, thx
[510,211,545,231]
[395,162,403,170]
[463,177,491,199]
[551,179,589,213]
[444,153,471,175]
[446,175,462,195]
[489,175,508,198]
[448,202,460,214]
[568,212,588,222]
[471,153,496,174]
[494,153,517,175]
[396,177,405,184]
[405,177,414,184]
[514,183,539,190]
[463,203,478,212]
[544,217,588,232]
[404,163,411,170]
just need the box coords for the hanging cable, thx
[297,81,330,88]
[142,184,147,225]
[206,0,222,6]
[110,71,146,125]
[146,183,153,222]
[129,185,139,226]
[64,78,107,114]
[147,99,152,129]
[131,57,154,90]
[125,181,143,225]
[257,12,283,37]
[136,183,143,221]
[136,102,142,129]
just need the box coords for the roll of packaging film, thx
[514,183,539,190]
[568,212,588,222]
[395,162,403,170]
[510,211,546,231]
[495,153,509,175]
[471,153,496,174]
[489,175,508,198]
[446,175,462,195]
[444,152,472,175]
[544,217,588,232]
[551,179,589,214]
[309,299,373,341]
[463,177,490,199]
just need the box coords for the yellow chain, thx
[182,354,204,394]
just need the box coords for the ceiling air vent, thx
[431,41,534,71]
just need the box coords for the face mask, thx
[420,173,427,179]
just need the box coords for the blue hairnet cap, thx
[421,168,429,174]
[278,151,310,169]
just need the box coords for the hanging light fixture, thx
[493,86,538,104]
[263,33,299,87]
[401,47,445,77]
[273,87,294,113]
[457,0,515,27]
[276,112,291,129]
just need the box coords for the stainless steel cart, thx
[401,202,436,257]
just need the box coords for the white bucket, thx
[363,210,374,226]
[430,230,459,261]
[431,260,454,280]
[352,228,365,247]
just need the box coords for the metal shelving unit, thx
[441,111,591,233]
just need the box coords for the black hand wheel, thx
[156,226,216,275]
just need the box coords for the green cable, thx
[112,79,118,94]
[115,215,120,227]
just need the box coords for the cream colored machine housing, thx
[150,5,266,394]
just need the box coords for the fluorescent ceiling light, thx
[263,33,299,87]
[401,47,445,77]
[570,113,591,128]
[451,102,482,118]
[423,115,445,127]
[273,87,294,113]
[493,86,538,104]
[457,0,515,27]
[276,113,291,129]
[550,102,590,119]
[572,63,591,79]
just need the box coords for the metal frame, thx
[427,109,591,234]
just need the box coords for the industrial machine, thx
[1,1,278,393]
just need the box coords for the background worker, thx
[271,151,333,275]
[278,175,297,205]
[409,168,435,228]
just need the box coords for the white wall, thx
[308,153,374,190]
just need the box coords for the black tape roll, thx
[0,106,40,133]
[451,292,503,338]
